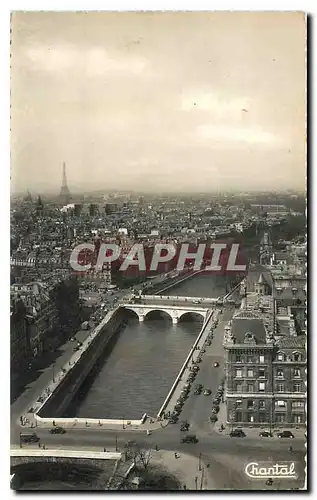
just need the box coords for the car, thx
[212,405,220,412]
[230,429,246,438]
[181,434,198,443]
[20,432,40,444]
[169,417,178,424]
[50,426,66,434]
[213,362,219,367]
[209,414,218,423]
[180,421,190,432]
[203,389,212,396]
[259,431,273,437]
[277,431,294,439]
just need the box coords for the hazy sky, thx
[11,11,306,194]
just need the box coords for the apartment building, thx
[224,269,306,428]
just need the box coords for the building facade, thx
[223,265,306,428]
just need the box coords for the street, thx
[180,309,232,430]
[11,289,306,491]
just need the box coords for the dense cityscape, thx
[10,10,306,493]
[10,167,307,490]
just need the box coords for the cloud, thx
[24,44,148,77]
[197,124,279,146]
[180,90,252,119]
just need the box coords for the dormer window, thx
[277,352,285,362]
[292,352,302,362]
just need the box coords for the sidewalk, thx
[162,310,220,418]
[150,450,217,490]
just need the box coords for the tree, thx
[124,441,153,470]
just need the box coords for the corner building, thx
[223,272,306,428]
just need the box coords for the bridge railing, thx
[138,295,219,304]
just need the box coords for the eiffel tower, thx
[60,161,71,205]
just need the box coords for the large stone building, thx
[223,265,306,428]
[10,297,30,374]
[10,273,81,374]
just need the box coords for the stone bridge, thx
[120,303,210,324]
[10,449,121,471]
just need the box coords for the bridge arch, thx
[121,307,140,320]
[178,311,205,322]
[143,309,174,322]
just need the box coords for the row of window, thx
[276,368,302,378]
[234,382,303,392]
[233,412,305,423]
[234,352,304,363]
[235,368,302,378]
[235,400,305,410]
[234,382,267,392]
[276,383,303,392]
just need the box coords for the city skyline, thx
[11,11,306,193]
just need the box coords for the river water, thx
[70,274,229,419]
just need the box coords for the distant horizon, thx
[11,185,305,197]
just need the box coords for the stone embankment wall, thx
[37,309,126,418]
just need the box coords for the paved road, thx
[15,425,305,454]
[180,309,232,430]
[13,425,306,489]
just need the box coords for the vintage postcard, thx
[10,11,307,491]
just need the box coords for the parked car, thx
[213,362,219,367]
[259,431,273,438]
[213,397,221,405]
[209,414,218,423]
[277,431,294,439]
[180,421,190,432]
[203,389,212,396]
[181,434,198,444]
[50,426,66,434]
[212,405,220,413]
[20,432,40,444]
[169,416,178,424]
[230,429,246,438]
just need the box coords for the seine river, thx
[69,274,228,419]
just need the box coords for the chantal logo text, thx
[245,462,297,480]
